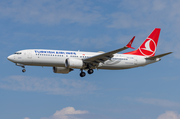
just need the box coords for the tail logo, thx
[139,38,156,56]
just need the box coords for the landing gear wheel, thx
[22,69,26,73]
[88,69,94,74]
[80,72,86,77]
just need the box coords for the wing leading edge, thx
[83,36,135,65]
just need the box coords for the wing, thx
[145,52,172,60]
[83,36,135,66]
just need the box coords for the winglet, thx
[126,36,135,49]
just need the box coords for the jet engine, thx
[53,67,73,74]
[65,58,83,69]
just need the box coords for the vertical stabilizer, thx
[124,28,161,57]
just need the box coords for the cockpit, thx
[14,52,22,55]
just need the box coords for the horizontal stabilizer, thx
[145,52,172,60]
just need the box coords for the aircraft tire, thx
[88,69,94,74]
[80,72,86,77]
[22,69,26,73]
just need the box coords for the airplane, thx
[7,28,172,77]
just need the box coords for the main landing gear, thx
[88,69,94,74]
[80,71,86,77]
[80,69,94,77]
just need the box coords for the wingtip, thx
[168,52,173,54]
[165,52,173,55]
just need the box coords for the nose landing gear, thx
[22,69,26,73]
[16,63,26,73]
[21,65,26,73]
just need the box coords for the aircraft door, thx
[27,52,32,59]
[26,51,33,64]
[134,56,138,65]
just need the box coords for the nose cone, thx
[7,55,14,62]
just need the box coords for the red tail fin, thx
[124,28,161,57]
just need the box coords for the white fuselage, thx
[7,49,158,70]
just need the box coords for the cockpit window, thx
[14,52,22,54]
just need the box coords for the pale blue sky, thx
[1,0,180,119]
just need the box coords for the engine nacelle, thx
[53,67,73,74]
[65,58,83,69]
